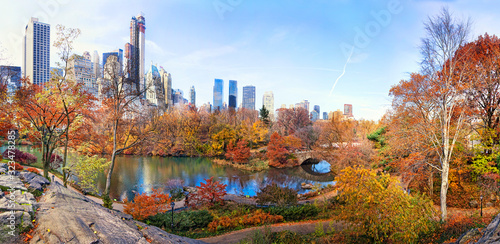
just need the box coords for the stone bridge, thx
[295,151,320,165]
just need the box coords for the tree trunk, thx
[63,131,68,187]
[104,119,119,205]
[440,159,449,220]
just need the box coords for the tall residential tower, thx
[228,80,237,110]
[213,79,223,111]
[23,17,50,86]
[242,85,256,110]
[125,14,145,92]
[263,91,274,118]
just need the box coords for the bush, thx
[265,204,320,221]
[189,177,227,208]
[256,183,297,206]
[164,179,184,201]
[124,188,171,221]
[12,163,23,171]
[333,166,436,243]
[26,167,40,175]
[147,210,213,231]
[225,140,251,163]
[2,148,37,164]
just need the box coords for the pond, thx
[1,145,334,201]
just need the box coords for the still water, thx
[1,145,334,200]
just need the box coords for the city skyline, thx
[2,1,500,120]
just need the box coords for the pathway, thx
[199,219,343,244]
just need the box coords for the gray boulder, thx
[476,213,500,243]
[20,171,49,192]
[0,163,7,170]
[0,175,27,191]
[29,182,206,244]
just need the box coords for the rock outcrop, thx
[475,213,500,243]
[29,182,205,244]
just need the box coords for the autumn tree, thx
[52,25,95,186]
[390,8,471,220]
[225,140,251,163]
[100,54,158,208]
[14,79,69,178]
[188,177,227,208]
[273,107,311,136]
[266,132,301,168]
[455,34,500,148]
[124,188,171,221]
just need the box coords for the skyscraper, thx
[242,85,256,110]
[23,17,50,86]
[145,63,165,110]
[125,14,145,92]
[213,79,223,111]
[263,91,274,117]
[344,104,353,117]
[323,112,328,120]
[302,100,310,112]
[93,50,100,78]
[190,86,196,107]
[229,80,237,110]
[314,105,320,114]
[159,67,172,108]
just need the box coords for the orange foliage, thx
[207,209,283,232]
[123,188,171,221]
[12,163,23,171]
[188,177,227,208]
[27,167,40,175]
[266,132,299,168]
[225,140,251,163]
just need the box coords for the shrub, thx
[124,188,171,221]
[420,213,493,243]
[225,140,251,163]
[256,183,297,206]
[333,166,436,243]
[26,167,40,175]
[265,204,320,221]
[188,177,227,208]
[147,210,213,231]
[208,209,283,232]
[2,148,37,165]
[12,163,23,171]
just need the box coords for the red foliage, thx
[225,140,251,163]
[26,167,40,175]
[50,154,62,169]
[188,177,227,208]
[266,132,299,168]
[2,148,37,165]
[123,188,171,221]
[12,163,23,171]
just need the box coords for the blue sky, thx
[1,0,500,120]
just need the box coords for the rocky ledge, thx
[28,181,205,244]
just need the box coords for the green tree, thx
[259,105,270,125]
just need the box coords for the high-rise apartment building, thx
[311,110,319,122]
[302,100,310,112]
[263,91,274,117]
[242,85,256,110]
[125,14,145,92]
[93,51,100,78]
[229,80,237,110]
[159,67,172,108]
[190,86,196,107]
[314,105,320,115]
[0,66,21,94]
[344,104,353,117]
[69,52,98,97]
[213,79,223,111]
[145,64,166,110]
[323,112,328,120]
[23,17,50,86]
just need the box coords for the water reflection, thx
[1,146,334,200]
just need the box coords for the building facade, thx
[323,112,328,120]
[159,67,172,109]
[190,86,196,107]
[213,79,223,111]
[125,14,145,92]
[344,104,353,117]
[0,66,21,94]
[229,80,237,110]
[145,64,166,110]
[263,91,274,118]
[103,49,123,76]
[242,85,256,110]
[314,105,320,115]
[69,52,98,97]
[23,17,50,86]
